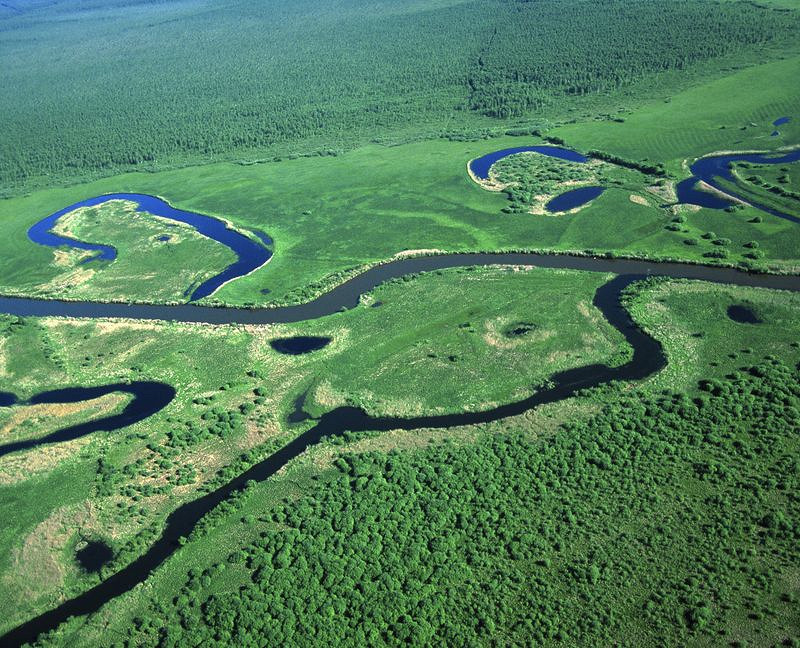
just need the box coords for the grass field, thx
[29,275,800,646]
[0,265,628,634]
[16,200,238,302]
[553,56,800,166]
[716,159,800,218]
[2,4,800,642]
[1,108,799,307]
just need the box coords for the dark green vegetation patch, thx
[1,0,797,190]
[94,360,800,647]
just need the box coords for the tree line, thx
[97,358,800,647]
[2,0,797,190]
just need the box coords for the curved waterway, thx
[468,146,603,212]
[3,252,800,646]
[676,149,800,222]
[3,252,800,324]
[28,194,273,301]
[468,145,588,180]
[0,382,175,458]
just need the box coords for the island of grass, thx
[483,151,654,215]
[22,200,239,303]
[724,158,800,217]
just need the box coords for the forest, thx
[1,0,797,190]
[2,0,800,644]
[77,359,800,647]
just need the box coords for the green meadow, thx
[2,54,799,308]
[1,0,800,644]
[0,264,627,634]
[31,275,800,647]
[13,200,237,303]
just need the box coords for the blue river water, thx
[675,149,800,222]
[468,145,588,180]
[0,381,175,458]
[469,145,603,211]
[545,186,605,213]
[27,193,272,301]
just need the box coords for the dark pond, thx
[270,336,332,355]
[469,145,588,180]
[772,131,780,137]
[157,235,171,242]
[774,116,790,126]
[503,321,537,337]
[27,193,273,301]
[545,186,605,213]
[76,540,114,573]
[675,149,800,222]
[727,304,763,324]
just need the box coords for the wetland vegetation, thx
[2,0,800,645]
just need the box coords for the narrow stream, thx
[3,252,800,646]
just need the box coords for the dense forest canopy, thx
[1,0,797,189]
[92,360,800,646]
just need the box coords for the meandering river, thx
[27,194,273,301]
[0,382,174,458]
[4,137,800,644]
[469,142,799,221]
[676,148,800,221]
[3,250,800,646]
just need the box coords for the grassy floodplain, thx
[0,265,627,635]
[20,200,238,303]
[2,0,800,645]
[28,276,800,647]
[719,158,800,218]
[2,82,800,308]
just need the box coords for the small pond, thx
[270,336,332,355]
[727,304,763,324]
[545,186,605,213]
[503,321,537,337]
[76,540,114,573]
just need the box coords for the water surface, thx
[270,336,332,355]
[675,149,800,222]
[0,381,175,458]
[469,145,588,181]
[727,304,762,324]
[28,194,273,301]
[545,186,605,213]
[76,541,114,573]
[4,253,800,647]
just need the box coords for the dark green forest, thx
[96,359,800,647]
[1,0,797,189]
